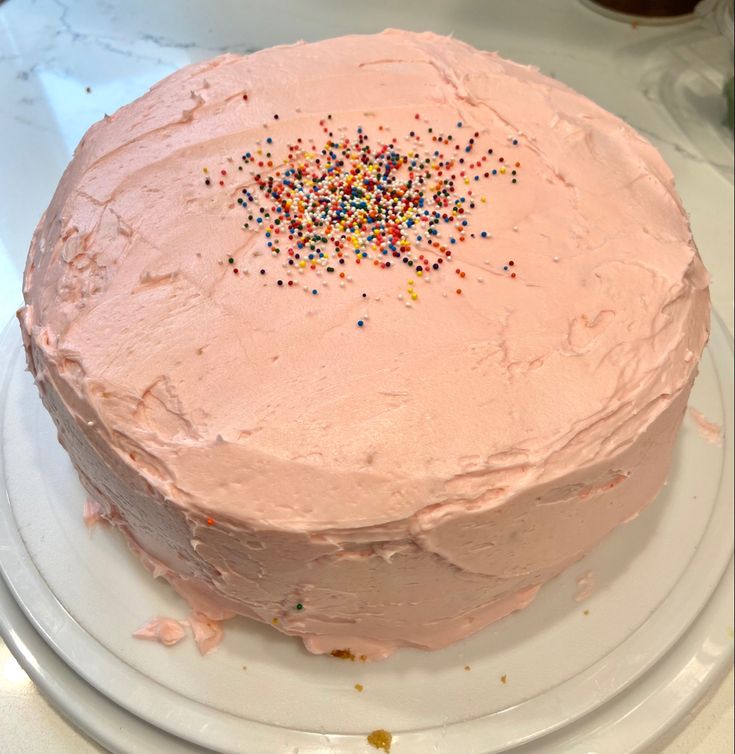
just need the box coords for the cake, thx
[18,30,710,660]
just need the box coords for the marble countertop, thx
[0,0,732,752]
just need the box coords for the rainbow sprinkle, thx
[205,112,522,305]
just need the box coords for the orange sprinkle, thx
[206,518,215,526]
[456,288,462,295]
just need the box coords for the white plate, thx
[0,315,732,754]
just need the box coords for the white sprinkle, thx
[86,420,95,427]
[478,277,484,283]
[553,256,560,262]
[513,226,518,232]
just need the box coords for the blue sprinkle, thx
[481,231,487,238]
[357,320,364,327]
[512,138,519,145]
[457,121,463,128]
[266,137,273,144]
[312,289,318,295]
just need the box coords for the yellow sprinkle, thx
[500,167,506,174]
[299,261,306,268]
[411,293,418,300]
[272,617,279,625]
[464,178,470,185]
[416,270,423,277]
[481,197,487,203]
[202,167,208,173]
[408,279,414,285]
[354,683,364,692]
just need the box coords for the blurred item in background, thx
[587,0,700,17]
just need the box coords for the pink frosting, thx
[689,407,722,445]
[18,30,709,659]
[574,571,596,603]
[82,497,104,528]
[134,617,187,647]
[187,613,225,656]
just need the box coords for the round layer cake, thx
[18,30,710,659]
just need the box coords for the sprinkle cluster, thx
[203,106,522,325]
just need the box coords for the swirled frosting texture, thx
[19,30,709,658]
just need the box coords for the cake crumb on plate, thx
[367,729,392,752]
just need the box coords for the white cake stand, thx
[0,315,732,754]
